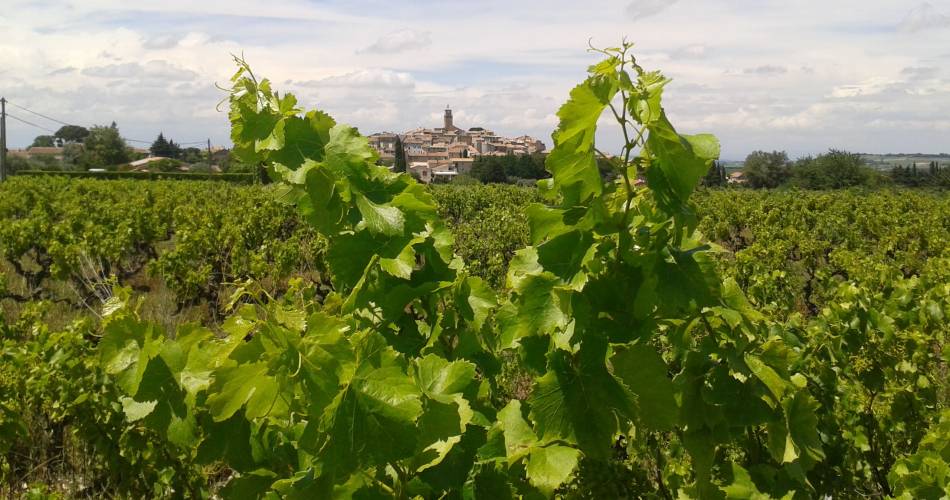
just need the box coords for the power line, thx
[5,113,57,134]
[6,100,73,127]
[5,100,214,145]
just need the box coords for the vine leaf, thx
[526,445,581,496]
[206,362,279,421]
[528,347,631,459]
[611,344,679,430]
[546,76,617,204]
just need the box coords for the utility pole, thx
[0,97,7,182]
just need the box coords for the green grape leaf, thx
[379,242,416,279]
[99,317,164,396]
[528,347,631,458]
[498,400,537,462]
[645,114,720,211]
[455,276,497,332]
[415,355,477,398]
[526,445,581,496]
[546,76,616,204]
[611,344,679,430]
[206,362,279,421]
[324,124,379,179]
[497,272,567,349]
[315,359,423,477]
[120,396,157,422]
[721,463,783,500]
[355,194,405,237]
[745,353,788,402]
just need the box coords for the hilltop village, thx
[367,107,545,183]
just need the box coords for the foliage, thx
[53,125,90,144]
[13,170,254,182]
[0,178,309,315]
[180,147,205,164]
[0,301,207,497]
[394,135,407,173]
[78,123,130,168]
[742,150,790,189]
[72,43,831,498]
[470,153,548,183]
[30,135,56,148]
[702,160,727,187]
[891,161,950,188]
[2,45,949,499]
[788,150,879,189]
[148,158,185,172]
[470,156,509,183]
[150,132,183,159]
[4,155,37,173]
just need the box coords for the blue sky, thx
[1,0,949,159]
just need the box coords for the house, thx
[24,146,65,160]
[129,156,172,171]
[727,172,747,185]
[408,161,435,183]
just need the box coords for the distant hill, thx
[859,153,950,171]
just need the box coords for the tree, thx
[5,155,31,173]
[789,149,874,189]
[470,156,508,183]
[508,153,547,179]
[742,150,790,188]
[150,133,182,159]
[78,123,129,168]
[62,143,84,169]
[30,135,56,148]
[702,160,727,187]
[394,136,407,173]
[53,125,90,144]
[180,147,204,163]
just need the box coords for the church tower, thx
[444,106,454,130]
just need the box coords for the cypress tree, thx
[394,136,407,173]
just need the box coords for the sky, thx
[1,1,949,160]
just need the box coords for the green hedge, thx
[12,170,257,184]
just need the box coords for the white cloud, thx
[743,65,788,76]
[295,69,416,89]
[626,0,681,20]
[830,77,900,98]
[898,2,950,32]
[81,60,199,81]
[359,29,431,54]
[1,0,949,158]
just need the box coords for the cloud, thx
[901,66,939,79]
[80,60,198,81]
[81,62,142,78]
[830,77,900,98]
[48,66,76,76]
[2,0,950,157]
[673,44,708,59]
[743,65,788,76]
[294,69,415,89]
[898,2,950,32]
[143,34,181,50]
[359,29,431,54]
[626,0,680,20]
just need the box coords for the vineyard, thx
[1,47,948,499]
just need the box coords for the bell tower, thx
[444,105,453,130]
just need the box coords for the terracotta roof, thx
[26,147,64,155]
